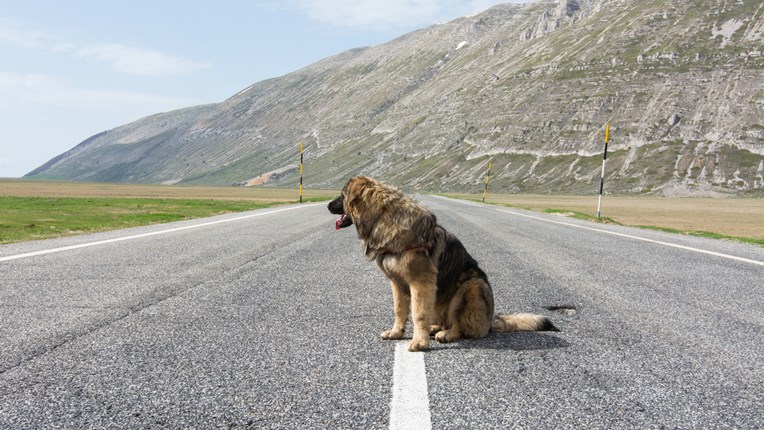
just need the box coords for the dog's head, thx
[328,176,437,259]
[327,176,380,230]
[327,193,352,230]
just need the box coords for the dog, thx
[328,176,557,352]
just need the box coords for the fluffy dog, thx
[328,176,557,351]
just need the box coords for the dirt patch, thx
[245,165,298,186]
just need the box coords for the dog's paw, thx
[380,328,405,340]
[408,338,430,352]
[435,329,459,343]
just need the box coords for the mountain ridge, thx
[26,0,764,196]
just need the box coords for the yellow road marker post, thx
[597,123,610,219]
[299,142,304,204]
[482,160,492,203]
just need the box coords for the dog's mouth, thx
[328,194,352,230]
[335,213,353,230]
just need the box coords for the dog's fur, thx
[328,176,557,351]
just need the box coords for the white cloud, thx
[0,21,209,76]
[0,22,51,49]
[0,72,59,93]
[75,44,211,76]
[50,41,78,53]
[0,72,197,108]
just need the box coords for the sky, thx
[0,0,525,178]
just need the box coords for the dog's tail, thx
[491,313,559,332]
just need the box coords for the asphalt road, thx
[0,196,762,429]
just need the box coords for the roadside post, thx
[597,123,610,218]
[482,160,492,203]
[299,142,304,204]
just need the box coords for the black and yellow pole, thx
[597,123,610,219]
[482,160,492,203]
[299,142,304,204]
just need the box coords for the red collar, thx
[402,243,431,253]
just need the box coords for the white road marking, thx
[389,341,432,430]
[494,208,764,266]
[0,204,319,263]
[436,196,763,266]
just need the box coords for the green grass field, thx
[0,180,335,244]
[0,196,282,244]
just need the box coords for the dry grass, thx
[448,193,764,241]
[0,179,336,202]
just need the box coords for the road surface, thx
[0,196,762,429]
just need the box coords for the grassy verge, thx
[443,195,763,247]
[0,196,325,245]
[541,208,762,246]
[633,225,763,246]
[543,208,620,224]
[0,180,337,245]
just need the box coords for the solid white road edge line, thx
[389,341,432,430]
[0,204,319,263]
[495,207,765,266]
[434,196,763,267]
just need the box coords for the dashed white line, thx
[389,341,432,430]
[0,204,318,263]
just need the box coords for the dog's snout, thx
[327,195,345,214]
[327,195,345,215]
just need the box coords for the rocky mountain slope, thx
[27,0,764,196]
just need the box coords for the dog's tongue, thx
[335,214,346,230]
[335,213,352,230]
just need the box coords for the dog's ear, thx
[343,176,372,210]
[342,181,357,208]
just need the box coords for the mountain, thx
[26,0,764,196]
